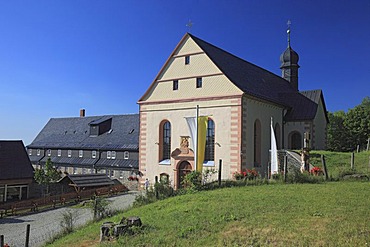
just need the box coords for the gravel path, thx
[0,191,138,247]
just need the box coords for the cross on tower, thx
[186,19,193,32]
[287,20,291,47]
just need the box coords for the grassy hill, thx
[309,150,370,177]
[48,181,370,247]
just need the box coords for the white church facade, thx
[138,33,328,189]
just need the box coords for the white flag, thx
[270,118,278,174]
[185,117,197,152]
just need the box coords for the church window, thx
[196,77,202,88]
[274,123,281,149]
[204,119,215,162]
[160,121,171,161]
[254,119,262,167]
[173,80,178,90]
[185,55,190,65]
[289,131,302,150]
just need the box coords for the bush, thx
[60,209,76,234]
[286,170,324,184]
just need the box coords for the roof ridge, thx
[188,33,292,87]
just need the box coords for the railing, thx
[0,184,128,217]
[277,150,302,172]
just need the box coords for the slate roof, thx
[187,34,328,122]
[60,174,114,188]
[189,33,296,107]
[28,114,139,150]
[0,140,34,180]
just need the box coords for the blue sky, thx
[0,0,369,145]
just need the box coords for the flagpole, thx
[195,105,199,171]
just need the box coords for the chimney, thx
[80,109,85,117]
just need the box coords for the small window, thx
[196,77,202,88]
[37,149,41,156]
[124,151,129,160]
[58,149,62,157]
[119,171,124,179]
[111,151,116,160]
[28,149,32,156]
[47,149,51,156]
[173,80,178,90]
[79,150,83,158]
[92,150,97,159]
[107,151,111,159]
[68,150,72,157]
[73,167,77,174]
[185,55,190,65]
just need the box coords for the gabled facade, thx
[0,140,34,202]
[27,112,140,188]
[138,33,328,189]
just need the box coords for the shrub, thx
[60,209,77,234]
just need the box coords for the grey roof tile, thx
[28,114,139,150]
[189,34,327,122]
[0,140,34,180]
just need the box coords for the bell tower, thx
[280,20,300,91]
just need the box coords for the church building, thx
[138,32,328,189]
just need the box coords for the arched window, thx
[254,119,261,167]
[160,121,171,161]
[274,123,281,149]
[204,119,215,161]
[289,131,302,150]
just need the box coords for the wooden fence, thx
[0,184,128,217]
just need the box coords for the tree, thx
[344,97,370,150]
[327,111,350,151]
[34,158,61,195]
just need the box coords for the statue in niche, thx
[180,136,189,154]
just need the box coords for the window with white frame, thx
[92,150,97,159]
[111,151,116,159]
[58,149,62,157]
[37,149,41,156]
[28,149,32,155]
[68,150,72,157]
[119,171,124,179]
[47,149,51,156]
[79,150,83,158]
[124,151,129,160]
[107,151,111,159]
[73,167,77,174]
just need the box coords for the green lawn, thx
[47,181,370,247]
[310,150,370,178]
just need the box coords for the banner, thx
[270,118,278,175]
[197,116,208,172]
